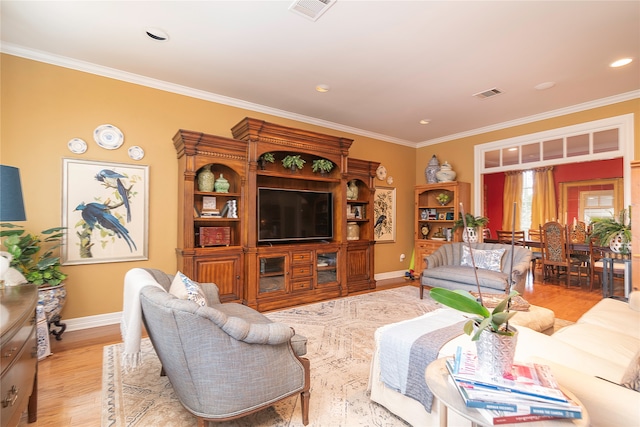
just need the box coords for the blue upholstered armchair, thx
[138,269,310,426]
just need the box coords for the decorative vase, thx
[214,173,230,193]
[197,165,215,192]
[463,226,478,243]
[609,231,631,254]
[436,161,457,182]
[38,283,67,324]
[425,155,440,183]
[347,222,360,240]
[347,180,359,200]
[475,326,518,379]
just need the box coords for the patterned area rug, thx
[101,286,572,426]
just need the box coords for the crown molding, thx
[417,90,640,148]
[3,43,637,149]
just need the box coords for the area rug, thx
[101,286,573,426]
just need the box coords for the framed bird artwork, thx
[373,186,396,243]
[61,158,149,265]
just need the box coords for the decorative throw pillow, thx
[460,246,505,272]
[620,349,640,392]
[169,271,207,307]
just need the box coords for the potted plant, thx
[282,155,305,172]
[430,287,519,377]
[1,223,68,326]
[452,213,489,243]
[590,207,632,254]
[258,152,275,170]
[311,159,333,174]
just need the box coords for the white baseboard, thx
[64,311,122,332]
[64,270,408,331]
[374,270,406,281]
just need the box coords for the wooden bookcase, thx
[414,182,471,273]
[174,117,377,311]
[173,130,247,303]
[344,158,379,293]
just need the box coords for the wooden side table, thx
[425,358,589,427]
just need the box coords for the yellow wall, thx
[1,54,415,319]
[3,54,637,321]
[416,99,640,208]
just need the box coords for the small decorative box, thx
[199,226,231,247]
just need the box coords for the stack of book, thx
[200,196,222,217]
[445,350,583,425]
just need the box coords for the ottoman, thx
[507,304,556,334]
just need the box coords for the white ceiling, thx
[2,1,639,147]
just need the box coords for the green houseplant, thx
[311,159,334,174]
[590,207,632,254]
[258,152,275,170]
[0,223,67,287]
[282,155,305,171]
[452,213,489,231]
[452,213,489,243]
[429,288,518,341]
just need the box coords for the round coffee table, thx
[425,358,590,427]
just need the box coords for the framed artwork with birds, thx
[373,186,396,243]
[61,159,149,265]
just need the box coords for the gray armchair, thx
[138,269,310,426]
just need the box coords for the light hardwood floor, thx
[19,269,607,426]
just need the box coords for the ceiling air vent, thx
[473,88,504,100]
[289,0,336,21]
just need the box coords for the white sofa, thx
[368,296,640,427]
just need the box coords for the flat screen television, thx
[258,187,333,243]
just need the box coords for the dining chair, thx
[527,228,543,270]
[496,230,525,245]
[540,221,584,287]
[483,228,492,240]
[588,239,627,292]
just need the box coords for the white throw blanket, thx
[121,268,164,372]
[377,309,468,411]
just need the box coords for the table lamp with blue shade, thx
[0,165,27,221]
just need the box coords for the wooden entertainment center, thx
[173,118,379,311]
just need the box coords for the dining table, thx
[484,238,632,298]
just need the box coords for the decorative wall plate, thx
[93,124,124,149]
[67,138,87,154]
[128,146,145,160]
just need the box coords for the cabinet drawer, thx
[291,265,312,278]
[291,279,313,291]
[1,317,35,376]
[291,251,312,263]
[1,328,36,427]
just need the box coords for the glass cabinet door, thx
[316,252,337,285]
[259,255,286,294]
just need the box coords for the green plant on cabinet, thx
[282,155,305,170]
[1,223,67,287]
[312,159,334,173]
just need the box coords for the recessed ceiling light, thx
[534,81,556,90]
[145,28,169,42]
[419,119,431,125]
[315,84,330,93]
[610,58,633,68]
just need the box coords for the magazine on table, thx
[476,407,559,425]
[445,357,582,420]
[448,350,568,404]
